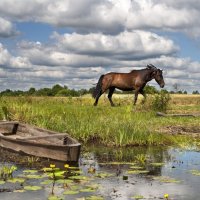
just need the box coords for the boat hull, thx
[0,121,81,162]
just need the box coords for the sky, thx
[0,0,200,93]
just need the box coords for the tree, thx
[51,84,64,96]
[192,90,199,94]
[27,87,36,95]
[35,88,53,96]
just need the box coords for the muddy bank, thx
[159,125,200,137]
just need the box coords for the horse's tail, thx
[92,75,104,98]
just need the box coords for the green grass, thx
[0,95,199,147]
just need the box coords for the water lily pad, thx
[25,174,43,179]
[127,170,149,174]
[63,190,79,195]
[85,184,99,190]
[150,163,165,167]
[154,176,181,183]
[80,188,96,193]
[86,195,104,200]
[43,167,60,172]
[48,195,63,200]
[95,172,113,178]
[24,185,43,191]
[68,166,79,170]
[190,170,200,176]
[0,180,5,185]
[129,166,144,170]
[131,195,144,199]
[7,178,25,183]
[99,162,135,165]
[40,180,54,185]
[69,175,89,180]
[56,179,73,184]
[23,169,38,174]
[13,189,25,193]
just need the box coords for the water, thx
[0,146,200,200]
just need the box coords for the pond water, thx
[0,146,200,200]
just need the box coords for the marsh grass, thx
[0,95,199,147]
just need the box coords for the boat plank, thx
[17,133,66,141]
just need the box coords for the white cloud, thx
[0,0,200,92]
[1,0,200,36]
[53,31,178,59]
[0,17,18,37]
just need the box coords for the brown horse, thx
[93,64,165,106]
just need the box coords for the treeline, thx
[0,84,199,97]
[0,84,93,97]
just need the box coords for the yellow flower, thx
[50,164,55,168]
[64,164,69,168]
[164,194,169,199]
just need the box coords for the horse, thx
[92,64,165,106]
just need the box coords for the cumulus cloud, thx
[53,31,178,60]
[0,0,200,36]
[0,43,30,68]
[0,17,18,37]
[0,0,200,92]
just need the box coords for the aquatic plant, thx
[0,165,17,180]
[134,154,147,166]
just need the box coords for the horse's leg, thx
[140,89,146,104]
[108,87,115,106]
[134,89,139,105]
[93,92,102,106]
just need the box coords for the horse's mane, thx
[130,64,157,73]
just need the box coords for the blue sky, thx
[0,0,200,93]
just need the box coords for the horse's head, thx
[153,69,165,88]
[147,64,165,88]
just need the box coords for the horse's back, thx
[103,72,137,90]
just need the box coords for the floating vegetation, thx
[56,179,73,184]
[99,162,135,165]
[131,195,144,199]
[13,189,25,193]
[134,154,147,166]
[24,185,43,191]
[0,180,5,185]
[150,162,165,167]
[0,165,17,180]
[25,174,43,179]
[48,195,63,200]
[95,172,113,178]
[7,178,25,183]
[69,175,90,180]
[129,166,144,170]
[127,170,149,175]
[86,195,104,200]
[40,179,54,185]
[190,170,200,176]
[153,176,181,183]
[23,169,38,174]
[63,190,79,195]
[80,188,96,193]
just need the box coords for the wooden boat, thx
[0,121,81,162]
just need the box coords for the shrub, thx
[151,91,171,112]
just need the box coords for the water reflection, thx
[0,146,200,200]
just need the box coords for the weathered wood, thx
[18,133,66,141]
[156,112,200,117]
[0,121,81,162]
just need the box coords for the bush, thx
[151,91,171,112]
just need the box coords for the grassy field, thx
[0,94,200,147]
